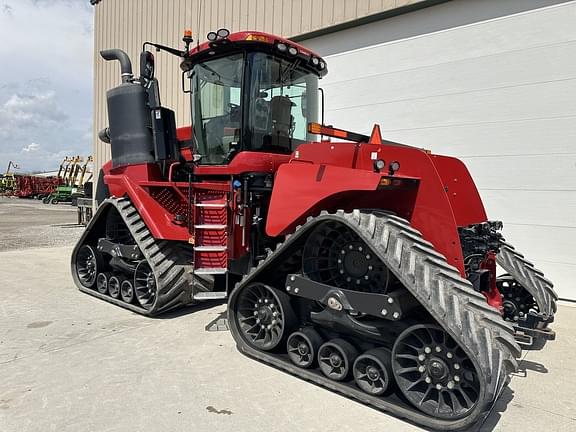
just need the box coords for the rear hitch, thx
[513,310,556,347]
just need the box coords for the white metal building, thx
[91,0,576,299]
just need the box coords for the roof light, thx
[319,61,326,70]
[207,31,217,41]
[288,46,298,56]
[217,28,230,38]
[246,34,271,42]
[276,42,288,52]
[183,29,193,38]
[311,57,320,66]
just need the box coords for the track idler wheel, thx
[497,275,539,322]
[318,339,358,381]
[75,245,100,288]
[120,279,135,304]
[108,275,122,299]
[134,261,157,310]
[232,282,297,351]
[96,272,109,295]
[392,324,480,420]
[287,328,323,368]
[353,348,394,396]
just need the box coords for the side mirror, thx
[139,50,155,81]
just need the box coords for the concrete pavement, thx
[0,246,575,432]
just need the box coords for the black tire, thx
[392,324,480,420]
[353,348,394,396]
[134,261,156,310]
[287,327,323,369]
[231,282,297,352]
[318,338,358,381]
[74,245,100,288]
[96,272,109,295]
[108,275,121,299]
[120,280,135,304]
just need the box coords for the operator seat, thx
[267,96,294,152]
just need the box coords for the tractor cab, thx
[180,31,326,166]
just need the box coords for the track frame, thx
[228,209,521,431]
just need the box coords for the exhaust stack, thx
[100,49,154,168]
[100,49,134,83]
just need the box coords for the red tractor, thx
[72,29,557,430]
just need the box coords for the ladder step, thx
[194,246,227,252]
[194,224,227,229]
[195,203,227,208]
[193,291,228,301]
[194,267,228,275]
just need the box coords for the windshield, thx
[190,51,319,165]
[190,53,244,165]
[248,52,318,154]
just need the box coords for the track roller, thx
[120,279,135,304]
[96,272,109,295]
[108,275,122,299]
[318,338,358,381]
[353,348,394,396]
[287,328,323,368]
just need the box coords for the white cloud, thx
[0,92,68,132]
[22,143,40,153]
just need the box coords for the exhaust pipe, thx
[100,49,133,83]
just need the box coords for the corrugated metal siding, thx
[92,0,428,177]
[302,0,576,299]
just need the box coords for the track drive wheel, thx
[232,283,296,351]
[392,324,480,420]
[75,245,100,288]
[287,328,323,368]
[353,348,394,396]
[318,339,358,381]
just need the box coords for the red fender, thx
[267,142,488,276]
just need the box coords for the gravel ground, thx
[0,196,83,251]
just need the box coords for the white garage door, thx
[303,0,576,300]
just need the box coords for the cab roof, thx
[181,30,327,77]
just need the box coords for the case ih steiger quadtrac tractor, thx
[71,29,557,430]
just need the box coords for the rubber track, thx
[229,210,520,431]
[496,242,558,319]
[71,197,210,316]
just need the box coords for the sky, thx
[0,0,93,173]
